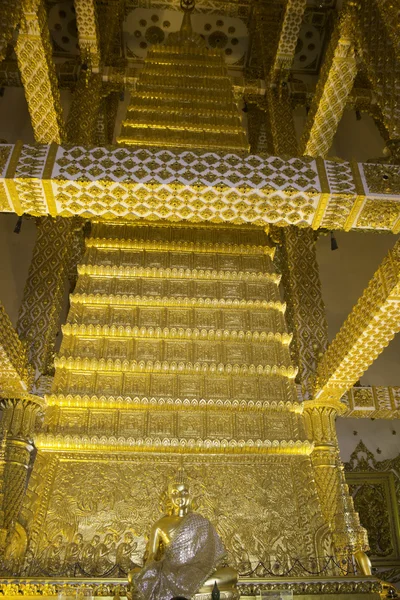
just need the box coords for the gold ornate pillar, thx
[0,304,42,553]
[66,71,103,145]
[0,303,33,395]
[16,217,85,377]
[355,0,400,142]
[15,0,65,144]
[74,0,101,69]
[0,395,43,554]
[267,88,298,156]
[374,0,400,62]
[93,92,120,145]
[97,0,124,63]
[280,227,328,398]
[303,399,369,566]
[299,10,357,158]
[246,96,274,155]
[105,92,120,144]
[270,0,307,83]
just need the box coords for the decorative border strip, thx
[34,434,313,454]
[61,323,292,344]
[45,393,302,412]
[86,237,275,257]
[0,576,382,597]
[53,357,298,378]
[70,294,287,312]
[77,264,281,283]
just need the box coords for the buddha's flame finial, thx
[180,0,195,38]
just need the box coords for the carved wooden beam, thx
[0,143,400,231]
[299,11,357,158]
[314,239,400,404]
[15,0,65,143]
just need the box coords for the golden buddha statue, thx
[129,474,238,600]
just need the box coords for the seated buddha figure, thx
[129,475,238,600]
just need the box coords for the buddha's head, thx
[168,470,190,515]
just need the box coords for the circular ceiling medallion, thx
[145,25,165,44]
[208,30,228,49]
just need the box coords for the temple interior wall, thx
[337,417,400,462]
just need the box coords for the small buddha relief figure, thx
[93,533,117,576]
[64,533,84,576]
[116,532,140,575]
[129,470,238,600]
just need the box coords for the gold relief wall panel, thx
[178,412,203,438]
[68,300,286,329]
[58,410,87,435]
[148,412,175,437]
[90,223,269,247]
[22,453,329,577]
[119,412,146,437]
[95,374,123,396]
[207,413,233,439]
[150,374,175,398]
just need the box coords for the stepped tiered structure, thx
[118,10,249,152]
[30,221,317,573]
[14,220,367,581]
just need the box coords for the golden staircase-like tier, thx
[43,222,304,451]
[118,16,249,152]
